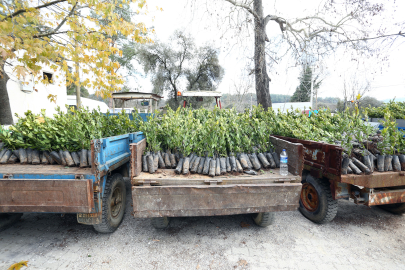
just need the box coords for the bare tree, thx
[341,74,371,111]
[191,0,389,110]
[231,72,253,112]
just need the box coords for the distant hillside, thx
[383,97,405,102]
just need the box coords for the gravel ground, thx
[1,179,404,270]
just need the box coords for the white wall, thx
[5,63,67,123]
[272,102,312,113]
[67,96,109,113]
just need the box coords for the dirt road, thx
[1,180,404,270]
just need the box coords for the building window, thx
[43,72,53,83]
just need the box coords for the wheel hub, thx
[301,183,319,212]
[110,186,123,218]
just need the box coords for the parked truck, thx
[0,132,144,233]
[129,134,305,229]
[275,135,405,223]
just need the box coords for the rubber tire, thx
[151,217,170,229]
[299,175,338,224]
[377,203,405,214]
[93,173,126,233]
[252,212,275,227]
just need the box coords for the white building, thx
[5,62,67,123]
[67,96,109,113]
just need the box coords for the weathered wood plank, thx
[0,179,94,213]
[269,135,304,176]
[130,139,146,181]
[132,184,301,218]
[0,164,92,175]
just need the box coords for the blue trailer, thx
[0,132,144,233]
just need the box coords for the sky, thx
[132,0,405,101]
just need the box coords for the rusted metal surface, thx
[132,183,302,218]
[340,171,405,188]
[269,135,304,176]
[130,138,146,181]
[333,181,351,199]
[0,179,93,213]
[274,136,343,180]
[300,183,319,212]
[367,189,405,206]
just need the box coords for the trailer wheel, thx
[377,203,405,214]
[252,212,275,227]
[93,173,126,233]
[299,175,338,224]
[151,217,170,229]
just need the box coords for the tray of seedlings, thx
[0,107,140,168]
[138,108,288,178]
[258,106,405,175]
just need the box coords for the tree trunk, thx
[0,63,14,125]
[253,0,272,109]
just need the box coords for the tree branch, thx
[53,1,78,33]
[263,15,286,31]
[1,0,67,21]
[224,0,260,22]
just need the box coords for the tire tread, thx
[151,217,169,229]
[253,212,275,227]
[299,175,338,224]
[93,174,126,233]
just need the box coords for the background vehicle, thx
[0,132,144,233]
[277,135,405,223]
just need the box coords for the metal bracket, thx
[3,174,13,179]
[93,183,101,193]
[138,180,158,186]
[351,191,365,205]
[204,179,223,185]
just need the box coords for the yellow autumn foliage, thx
[0,0,152,98]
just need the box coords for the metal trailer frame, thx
[0,132,144,225]
[274,135,405,208]
[129,135,305,220]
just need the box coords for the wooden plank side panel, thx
[130,139,146,180]
[0,179,94,213]
[132,184,302,218]
[132,169,301,186]
[269,135,304,176]
[0,164,92,175]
